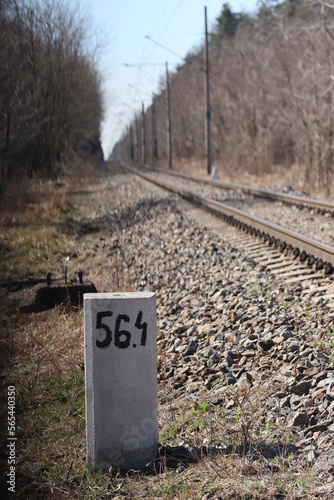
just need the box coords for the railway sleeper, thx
[189,196,334,275]
[279,241,287,252]
[323,262,334,274]
[284,244,293,256]
[281,199,334,218]
[300,250,308,262]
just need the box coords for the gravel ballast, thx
[149,170,334,246]
[81,165,334,496]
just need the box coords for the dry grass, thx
[13,307,83,380]
[174,159,334,200]
[0,226,72,282]
[0,179,69,227]
[0,161,104,226]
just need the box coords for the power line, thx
[149,0,171,40]
[123,63,166,67]
[161,32,204,37]
[137,0,176,86]
[158,0,185,41]
[143,0,185,64]
[145,35,185,62]
[145,35,205,73]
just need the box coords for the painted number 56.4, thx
[95,311,147,349]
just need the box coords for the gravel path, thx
[82,165,334,496]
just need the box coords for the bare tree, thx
[112,1,334,195]
[0,0,104,196]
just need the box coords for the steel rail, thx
[136,165,334,214]
[127,166,334,269]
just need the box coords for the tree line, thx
[113,0,334,195]
[0,0,104,197]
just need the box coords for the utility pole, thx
[135,114,139,163]
[152,94,158,166]
[166,62,172,169]
[205,6,211,175]
[126,126,130,164]
[123,134,127,163]
[142,102,146,164]
[130,125,134,161]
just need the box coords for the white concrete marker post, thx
[84,292,158,471]
[211,166,220,180]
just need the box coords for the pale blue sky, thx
[74,0,258,158]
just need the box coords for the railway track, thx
[126,165,334,307]
[142,165,334,215]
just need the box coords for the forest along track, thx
[127,165,334,309]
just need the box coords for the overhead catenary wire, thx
[135,0,185,92]
[121,5,219,169]
[143,0,186,64]
[156,0,185,41]
[111,1,223,158]
[131,2,220,115]
[145,36,189,63]
[145,35,205,72]
[144,33,225,79]
[123,63,167,67]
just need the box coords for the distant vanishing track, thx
[126,165,334,275]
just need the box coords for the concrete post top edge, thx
[84,292,156,301]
